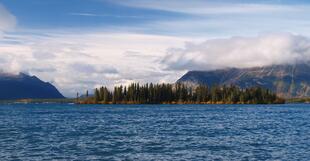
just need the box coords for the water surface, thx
[0,104,309,160]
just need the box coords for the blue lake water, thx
[0,104,309,160]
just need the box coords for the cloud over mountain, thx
[0,32,185,96]
[3,0,310,97]
[161,33,310,71]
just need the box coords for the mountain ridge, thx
[177,63,310,98]
[0,72,65,100]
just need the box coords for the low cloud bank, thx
[3,31,310,97]
[161,33,310,71]
[0,32,185,96]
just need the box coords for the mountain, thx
[0,72,65,100]
[177,63,310,98]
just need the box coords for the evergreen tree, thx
[94,88,100,103]
[81,83,283,104]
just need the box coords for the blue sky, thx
[1,0,310,96]
[3,0,310,36]
[1,0,187,33]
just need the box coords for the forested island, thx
[78,83,285,104]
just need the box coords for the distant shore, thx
[0,98,75,104]
[11,97,310,105]
[77,100,286,105]
[0,99,286,105]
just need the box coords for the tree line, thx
[79,83,285,104]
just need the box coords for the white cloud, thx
[161,33,310,71]
[3,31,310,97]
[2,1,310,98]
[0,31,186,97]
[0,3,16,36]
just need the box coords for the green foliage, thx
[85,83,284,104]
[94,88,100,103]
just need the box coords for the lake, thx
[0,104,309,160]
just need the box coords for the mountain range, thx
[177,63,310,98]
[0,72,64,100]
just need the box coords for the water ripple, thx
[0,104,309,160]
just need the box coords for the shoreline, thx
[77,100,285,105]
[4,98,310,105]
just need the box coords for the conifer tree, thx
[94,88,100,103]
[83,83,283,104]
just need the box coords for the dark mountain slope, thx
[177,64,310,98]
[0,73,64,100]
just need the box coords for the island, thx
[78,83,285,104]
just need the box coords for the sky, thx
[1,0,310,97]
